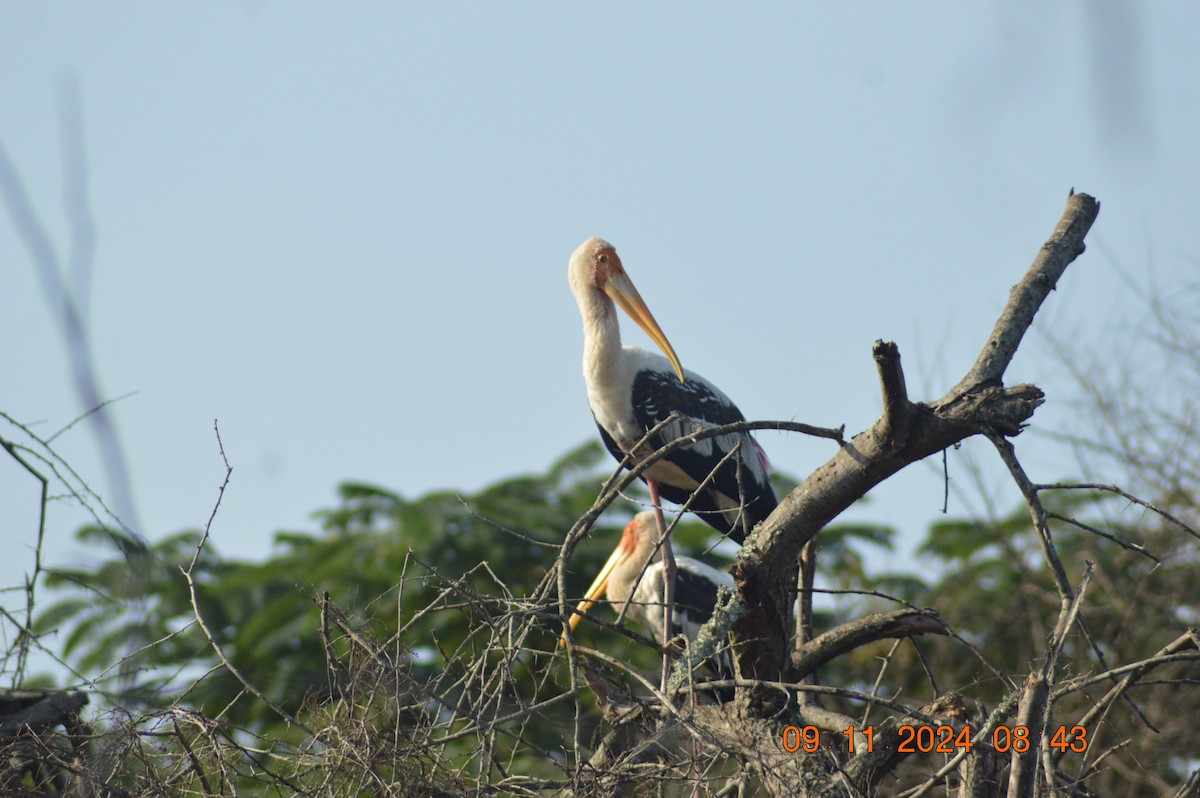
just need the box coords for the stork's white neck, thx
[578,288,623,384]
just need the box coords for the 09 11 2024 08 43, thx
[779,724,1089,755]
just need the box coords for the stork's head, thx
[568,237,685,382]
[561,513,656,645]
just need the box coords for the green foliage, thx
[42,442,601,717]
[33,439,1196,795]
[34,439,897,792]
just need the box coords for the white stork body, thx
[626,549,735,647]
[568,236,777,542]
[567,513,735,679]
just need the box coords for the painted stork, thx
[565,512,735,680]
[568,236,777,543]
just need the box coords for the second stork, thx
[566,511,735,681]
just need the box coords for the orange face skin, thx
[593,247,685,382]
[593,247,623,286]
[561,517,646,645]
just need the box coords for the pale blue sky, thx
[3,4,1197,604]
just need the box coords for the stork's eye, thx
[597,253,608,265]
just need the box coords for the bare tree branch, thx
[790,609,950,680]
[0,84,141,538]
[955,188,1099,392]
[730,193,1100,703]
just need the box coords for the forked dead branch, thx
[730,192,1103,698]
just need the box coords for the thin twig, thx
[181,421,311,734]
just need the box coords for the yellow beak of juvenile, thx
[559,538,634,647]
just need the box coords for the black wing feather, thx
[672,568,720,631]
[672,568,735,683]
[594,419,627,465]
[629,370,777,541]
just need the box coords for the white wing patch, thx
[631,367,771,488]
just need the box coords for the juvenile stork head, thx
[564,513,661,642]
[561,512,736,675]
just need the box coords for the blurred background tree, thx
[31,441,904,792]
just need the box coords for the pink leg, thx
[646,479,676,687]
